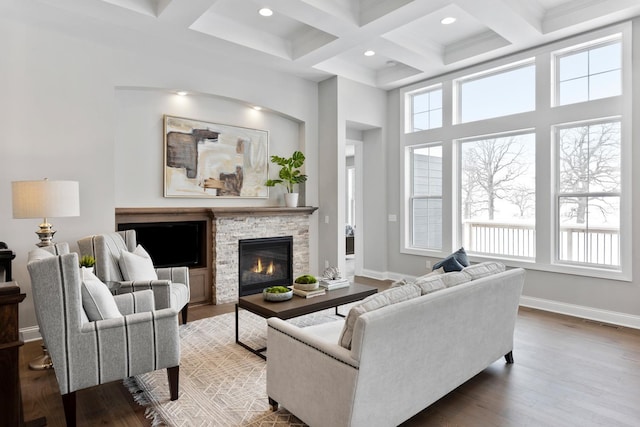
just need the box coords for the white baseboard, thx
[358,269,640,330]
[519,296,640,330]
[20,326,42,343]
[360,269,406,282]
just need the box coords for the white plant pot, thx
[284,193,299,207]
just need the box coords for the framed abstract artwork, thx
[163,115,269,198]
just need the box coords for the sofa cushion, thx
[81,269,122,321]
[433,247,470,272]
[440,271,471,288]
[118,245,158,281]
[462,261,506,280]
[414,274,447,295]
[391,267,444,289]
[339,284,421,349]
[414,270,471,293]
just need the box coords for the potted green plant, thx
[265,150,308,207]
[293,274,318,291]
[79,255,96,272]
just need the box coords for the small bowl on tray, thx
[293,274,319,291]
[263,286,293,302]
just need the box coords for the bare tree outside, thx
[558,122,621,225]
[504,184,535,218]
[461,134,534,221]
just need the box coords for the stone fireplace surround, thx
[115,207,317,305]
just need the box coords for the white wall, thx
[114,90,303,208]
[0,4,318,335]
[318,77,387,277]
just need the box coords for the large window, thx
[460,132,536,258]
[401,24,630,280]
[409,145,442,249]
[556,121,621,266]
[457,60,535,123]
[408,86,442,132]
[555,39,621,106]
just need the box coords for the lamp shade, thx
[12,180,80,219]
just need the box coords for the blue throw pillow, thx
[433,247,470,272]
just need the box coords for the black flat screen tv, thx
[117,221,206,268]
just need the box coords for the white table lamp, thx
[12,179,80,247]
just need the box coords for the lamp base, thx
[29,344,53,370]
[35,222,56,247]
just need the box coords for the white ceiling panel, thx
[25,0,640,89]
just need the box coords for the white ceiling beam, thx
[288,0,451,66]
[543,0,640,34]
[190,12,292,60]
[373,38,443,73]
[313,56,377,87]
[444,31,510,65]
[454,0,543,44]
[156,0,218,26]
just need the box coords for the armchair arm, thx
[266,318,359,427]
[111,280,172,310]
[267,318,357,367]
[113,289,155,315]
[156,266,190,286]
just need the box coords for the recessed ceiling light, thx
[176,91,188,96]
[364,50,375,57]
[441,17,456,25]
[258,8,273,17]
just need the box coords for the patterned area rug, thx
[125,308,344,426]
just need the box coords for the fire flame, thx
[253,258,275,275]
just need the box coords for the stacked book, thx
[290,286,326,298]
[319,277,350,291]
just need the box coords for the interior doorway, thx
[345,139,363,279]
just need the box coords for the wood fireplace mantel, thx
[114,206,317,305]
[115,206,318,221]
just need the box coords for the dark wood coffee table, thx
[235,282,377,359]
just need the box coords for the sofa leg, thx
[181,305,188,324]
[504,351,514,364]
[168,366,179,401]
[62,391,76,427]
[268,397,278,411]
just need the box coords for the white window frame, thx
[408,143,443,250]
[553,118,622,269]
[457,129,537,261]
[404,84,443,134]
[399,22,631,281]
[454,58,535,124]
[552,35,622,107]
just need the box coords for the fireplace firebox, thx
[238,236,293,296]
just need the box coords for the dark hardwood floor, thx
[20,277,640,426]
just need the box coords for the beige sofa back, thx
[267,267,525,427]
[348,268,525,426]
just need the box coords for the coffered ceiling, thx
[31,0,640,89]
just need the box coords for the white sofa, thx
[266,266,525,427]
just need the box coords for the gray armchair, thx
[27,248,180,427]
[78,230,190,323]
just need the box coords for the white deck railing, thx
[462,221,620,266]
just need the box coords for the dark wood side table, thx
[0,281,46,427]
